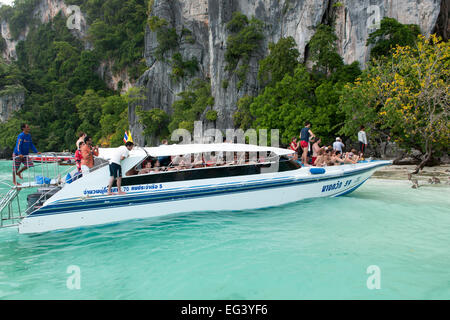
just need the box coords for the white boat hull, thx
[18,162,385,234]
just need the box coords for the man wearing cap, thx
[333,137,345,153]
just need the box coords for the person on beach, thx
[12,124,40,185]
[358,126,368,156]
[299,121,315,166]
[80,136,99,174]
[107,141,134,195]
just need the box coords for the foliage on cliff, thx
[0,0,150,151]
[0,13,129,151]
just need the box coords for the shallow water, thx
[0,160,449,299]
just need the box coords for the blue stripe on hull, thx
[333,178,369,197]
[28,163,386,218]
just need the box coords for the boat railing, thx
[12,153,76,189]
[0,154,76,229]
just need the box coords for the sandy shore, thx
[372,163,450,185]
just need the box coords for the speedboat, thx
[15,143,391,234]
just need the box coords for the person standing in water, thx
[107,141,134,195]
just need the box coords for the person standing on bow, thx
[107,141,134,195]
[299,121,315,166]
[12,124,40,185]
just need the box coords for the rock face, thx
[1,0,88,61]
[0,89,25,122]
[132,0,443,146]
[334,0,443,66]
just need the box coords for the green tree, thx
[74,89,106,142]
[136,107,170,141]
[249,66,315,145]
[307,24,343,76]
[366,17,420,60]
[98,94,129,147]
[340,35,449,173]
[168,79,214,133]
[225,12,264,90]
[258,36,300,87]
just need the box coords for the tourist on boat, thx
[138,160,153,175]
[358,126,368,156]
[12,124,40,185]
[313,148,326,167]
[74,142,84,173]
[289,137,299,160]
[192,153,204,168]
[311,137,322,165]
[76,132,87,150]
[333,137,345,153]
[331,150,345,165]
[158,139,171,167]
[80,136,99,174]
[343,149,360,164]
[107,141,134,195]
[153,159,162,173]
[299,121,315,166]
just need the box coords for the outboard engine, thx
[27,187,61,212]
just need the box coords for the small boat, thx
[30,153,75,166]
[3,143,391,234]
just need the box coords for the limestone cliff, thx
[0,86,25,122]
[131,0,444,146]
[0,0,88,61]
[0,0,445,147]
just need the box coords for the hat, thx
[336,137,341,141]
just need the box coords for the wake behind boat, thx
[1,143,391,234]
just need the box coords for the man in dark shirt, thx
[12,124,39,185]
[299,121,315,166]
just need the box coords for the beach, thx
[373,164,450,185]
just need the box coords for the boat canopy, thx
[144,143,294,157]
[99,143,294,161]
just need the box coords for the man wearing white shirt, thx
[107,141,134,195]
[333,137,345,153]
[358,126,368,156]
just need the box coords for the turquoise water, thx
[0,160,449,299]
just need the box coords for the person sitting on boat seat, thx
[313,148,326,167]
[331,150,345,165]
[192,153,204,168]
[107,141,134,195]
[216,152,226,166]
[138,161,153,175]
[152,159,162,173]
[235,152,246,165]
[343,149,360,164]
[206,153,217,167]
